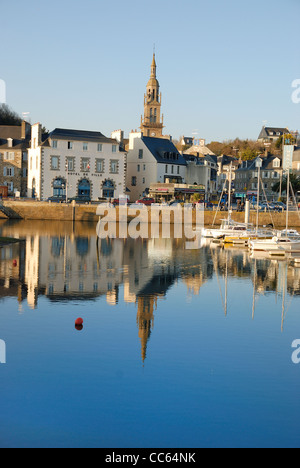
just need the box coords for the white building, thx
[126,132,187,201]
[28,124,127,201]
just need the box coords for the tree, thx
[240,147,258,161]
[0,104,22,125]
[272,173,300,194]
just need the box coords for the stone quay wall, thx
[0,200,299,228]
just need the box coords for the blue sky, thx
[1,0,299,142]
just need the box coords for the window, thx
[51,156,59,170]
[102,179,115,198]
[171,166,174,174]
[52,140,58,149]
[143,164,146,171]
[142,178,145,184]
[67,158,74,171]
[83,142,88,151]
[97,144,103,152]
[263,172,269,179]
[81,158,90,171]
[4,152,15,161]
[22,152,27,161]
[53,177,66,197]
[165,165,168,173]
[112,145,117,153]
[177,166,180,175]
[273,159,280,168]
[137,164,140,172]
[96,159,104,173]
[110,160,118,174]
[132,176,137,186]
[139,149,143,159]
[68,141,73,150]
[4,167,14,177]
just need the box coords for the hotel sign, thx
[283,145,294,170]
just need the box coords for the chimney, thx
[21,120,31,140]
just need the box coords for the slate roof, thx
[0,124,30,150]
[49,128,116,144]
[142,136,187,166]
[258,126,289,140]
[236,155,282,171]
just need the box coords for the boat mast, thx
[286,169,290,238]
[227,162,233,221]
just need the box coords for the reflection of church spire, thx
[136,296,157,363]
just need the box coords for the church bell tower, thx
[140,54,164,138]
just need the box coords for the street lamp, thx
[65,161,68,203]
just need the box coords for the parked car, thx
[169,200,184,206]
[136,197,155,206]
[47,196,66,203]
[274,202,286,211]
[113,197,129,206]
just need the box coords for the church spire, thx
[140,53,164,138]
[151,53,157,78]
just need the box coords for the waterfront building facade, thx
[126,132,187,201]
[0,121,30,197]
[235,154,283,201]
[27,125,127,201]
[183,153,218,199]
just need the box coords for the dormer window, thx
[273,159,280,168]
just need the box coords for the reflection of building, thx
[27,125,127,201]
[136,296,157,363]
[1,221,300,362]
[0,240,26,309]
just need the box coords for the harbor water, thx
[0,219,299,448]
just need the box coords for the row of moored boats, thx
[201,218,300,255]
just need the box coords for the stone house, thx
[235,154,283,201]
[0,121,31,196]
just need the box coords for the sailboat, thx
[249,158,300,254]
[202,163,255,240]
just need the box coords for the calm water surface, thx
[0,219,300,448]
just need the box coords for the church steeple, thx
[140,54,164,138]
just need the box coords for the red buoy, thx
[75,318,83,326]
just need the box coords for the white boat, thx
[277,229,300,239]
[207,218,251,239]
[249,236,300,252]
